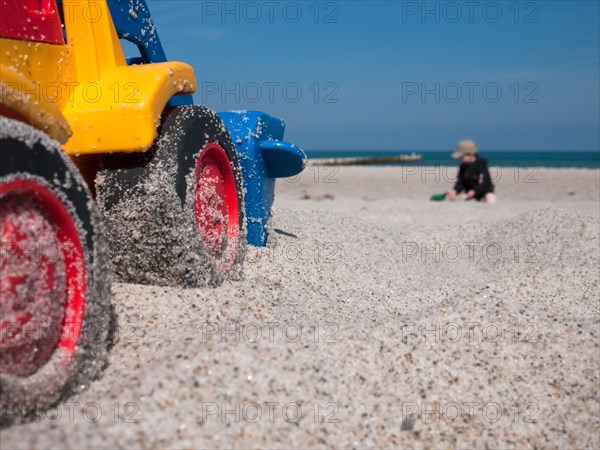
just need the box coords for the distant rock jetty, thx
[310,154,422,166]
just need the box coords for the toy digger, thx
[0,0,305,422]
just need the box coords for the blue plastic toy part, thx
[107,0,167,63]
[218,111,306,247]
[259,141,306,178]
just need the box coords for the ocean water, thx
[305,150,600,169]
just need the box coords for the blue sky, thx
[144,1,599,151]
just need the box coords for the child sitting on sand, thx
[446,139,496,203]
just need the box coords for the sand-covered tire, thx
[96,105,246,287]
[0,118,111,425]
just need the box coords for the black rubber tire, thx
[0,118,112,426]
[96,105,246,287]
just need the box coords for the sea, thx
[305,150,600,169]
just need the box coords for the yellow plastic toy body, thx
[0,0,196,154]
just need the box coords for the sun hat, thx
[451,139,478,159]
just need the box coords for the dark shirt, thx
[453,156,494,200]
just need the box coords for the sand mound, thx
[2,170,598,449]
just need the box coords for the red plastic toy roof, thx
[0,0,64,44]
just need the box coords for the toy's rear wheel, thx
[0,118,111,425]
[97,105,245,287]
[0,181,84,377]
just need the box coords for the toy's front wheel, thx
[97,106,246,287]
[194,142,241,274]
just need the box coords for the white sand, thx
[1,166,599,449]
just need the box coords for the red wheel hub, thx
[0,180,86,377]
[194,143,240,272]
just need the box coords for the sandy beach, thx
[1,166,599,449]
